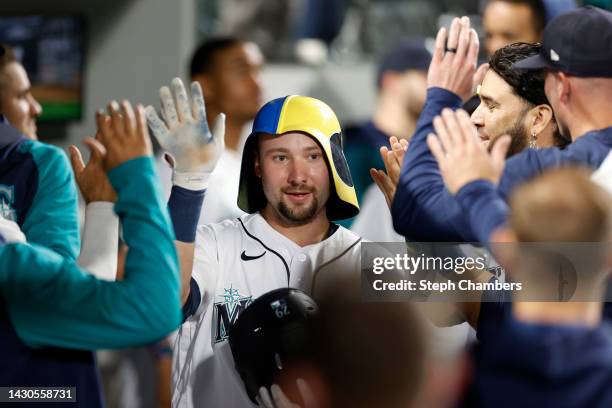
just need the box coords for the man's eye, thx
[308,153,322,160]
[274,155,287,162]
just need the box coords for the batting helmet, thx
[237,95,359,221]
[228,288,319,404]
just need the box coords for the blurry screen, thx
[0,16,85,121]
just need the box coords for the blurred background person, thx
[341,39,430,228]
[481,0,546,56]
[0,43,42,140]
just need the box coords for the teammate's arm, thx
[0,101,181,350]
[391,17,487,242]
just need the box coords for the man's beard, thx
[490,109,529,157]
[277,195,320,225]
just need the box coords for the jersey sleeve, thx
[19,141,80,260]
[0,157,181,350]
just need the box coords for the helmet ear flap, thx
[329,132,354,187]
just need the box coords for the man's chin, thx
[278,201,318,224]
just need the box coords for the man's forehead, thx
[259,132,321,151]
[479,69,517,102]
[0,61,30,91]
[483,2,537,35]
[218,42,263,68]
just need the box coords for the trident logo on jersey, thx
[213,285,253,343]
[0,184,17,221]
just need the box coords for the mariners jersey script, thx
[171,213,363,408]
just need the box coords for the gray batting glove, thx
[145,77,225,190]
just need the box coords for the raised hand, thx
[427,16,480,101]
[427,108,510,195]
[145,78,225,190]
[95,100,152,171]
[370,136,409,208]
[69,136,117,203]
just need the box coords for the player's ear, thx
[529,103,554,137]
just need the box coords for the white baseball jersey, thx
[171,212,363,408]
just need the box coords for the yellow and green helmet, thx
[237,95,359,221]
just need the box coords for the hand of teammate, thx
[145,78,225,190]
[427,108,510,195]
[256,379,316,408]
[95,100,153,171]
[427,16,480,101]
[370,136,409,209]
[69,136,117,203]
[0,215,26,243]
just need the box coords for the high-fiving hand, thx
[145,78,225,190]
[69,135,117,203]
[427,108,510,195]
[95,100,153,171]
[370,136,409,209]
[427,16,488,101]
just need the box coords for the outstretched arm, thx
[0,101,181,350]
[146,78,225,315]
[391,17,487,241]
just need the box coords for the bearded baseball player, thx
[145,79,363,407]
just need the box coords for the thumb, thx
[68,145,85,174]
[491,134,511,166]
[83,137,106,164]
[212,112,226,150]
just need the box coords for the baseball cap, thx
[514,6,612,77]
[376,39,431,87]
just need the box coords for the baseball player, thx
[145,80,363,407]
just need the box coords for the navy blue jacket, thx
[465,315,612,408]
[391,87,612,243]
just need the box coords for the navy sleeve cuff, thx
[426,87,464,104]
[182,278,202,322]
[168,185,205,242]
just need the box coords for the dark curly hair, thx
[489,42,549,106]
[489,42,569,148]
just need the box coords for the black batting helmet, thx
[228,288,319,404]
